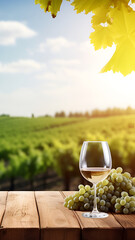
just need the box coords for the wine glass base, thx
[82,212,108,218]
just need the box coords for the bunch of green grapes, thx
[64,167,135,214]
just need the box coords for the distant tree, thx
[55,111,66,117]
[84,111,90,118]
[31,113,35,118]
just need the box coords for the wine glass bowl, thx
[79,141,112,218]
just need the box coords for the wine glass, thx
[79,141,112,218]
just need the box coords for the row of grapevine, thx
[0,115,135,190]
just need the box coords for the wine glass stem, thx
[92,183,99,214]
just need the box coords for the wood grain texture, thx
[0,192,7,226]
[113,214,135,240]
[0,191,39,240]
[35,191,81,240]
[63,191,123,240]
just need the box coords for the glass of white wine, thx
[79,141,112,218]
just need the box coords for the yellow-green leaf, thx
[35,0,63,17]
[90,25,113,50]
[101,4,135,75]
[71,0,111,14]
[101,39,135,75]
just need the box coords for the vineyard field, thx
[0,114,135,190]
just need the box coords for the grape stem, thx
[92,183,99,214]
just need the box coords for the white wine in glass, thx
[79,141,112,218]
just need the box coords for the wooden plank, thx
[0,191,39,240]
[63,191,123,240]
[35,191,81,240]
[113,214,135,240]
[0,192,8,226]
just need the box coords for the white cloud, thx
[0,59,45,73]
[0,21,37,45]
[38,37,75,53]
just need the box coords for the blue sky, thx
[0,0,135,116]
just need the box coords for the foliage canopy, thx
[35,0,135,76]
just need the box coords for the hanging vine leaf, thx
[101,4,135,75]
[35,0,135,76]
[35,0,63,18]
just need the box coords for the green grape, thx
[116,176,123,183]
[64,168,135,215]
[129,188,135,195]
[65,196,71,202]
[129,207,135,213]
[106,201,111,208]
[107,193,112,199]
[125,203,130,208]
[111,173,117,179]
[74,197,79,202]
[96,197,100,203]
[116,187,122,192]
[87,190,91,195]
[100,206,106,211]
[126,182,132,190]
[123,176,128,183]
[123,208,129,214]
[91,189,94,195]
[68,199,74,207]
[79,188,85,195]
[84,198,89,203]
[89,195,94,200]
[73,192,80,197]
[121,191,128,197]
[116,198,121,203]
[72,203,79,210]
[84,192,89,198]
[85,185,90,191]
[129,201,135,207]
[130,196,135,201]
[103,186,108,192]
[123,172,131,178]
[125,196,130,202]
[78,184,84,189]
[98,188,104,195]
[102,194,107,200]
[115,209,121,213]
[100,200,105,206]
[115,182,120,187]
[121,182,126,189]
[102,179,109,186]
[132,177,135,185]
[111,197,116,205]
[110,169,117,174]
[115,203,121,210]
[69,206,73,210]
[116,167,123,173]
[114,191,120,197]
[84,203,90,209]
[109,185,114,191]
[120,199,126,206]
[79,196,84,202]
[64,202,68,207]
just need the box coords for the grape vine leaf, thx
[90,25,113,50]
[71,0,111,14]
[100,4,135,75]
[35,0,63,18]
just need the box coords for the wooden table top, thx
[0,191,135,240]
